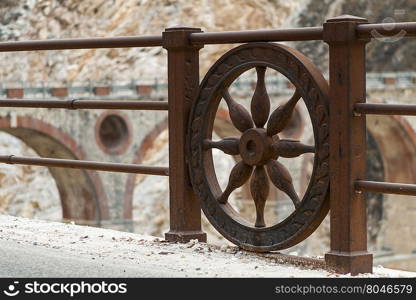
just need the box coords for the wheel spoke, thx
[251,67,270,128]
[223,89,253,133]
[218,161,253,204]
[272,139,315,158]
[266,160,300,208]
[250,166,269,227]
[203,137,240,155]
[266,89,301,136]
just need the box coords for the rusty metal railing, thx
[354,101,416,198]
[1,17,416,276]
[322,16,416,275]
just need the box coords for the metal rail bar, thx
[1,22,415,52]
[357,22,416,39]
[0,27,324,52]
[0,99,168,110]
[355,180,416,196]
[0,35,163,52]
[189,27,323,44]
[0,155,169,176]
[354,103,416,116]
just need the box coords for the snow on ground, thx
[0,215,415,278]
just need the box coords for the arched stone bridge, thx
[0,101,167,230]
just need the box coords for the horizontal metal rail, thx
[189,27,323,44]
[0,27,324,52]
[0,22,415,52]
[0,99,168,110]
[0,155,169,176]
[357,22,416,39]
[354,103,416,116]
[355,180,416,196]
[0,35,163,52]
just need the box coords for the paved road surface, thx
[0,239,168,277]
[0,215,414,278]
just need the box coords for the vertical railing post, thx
[323,15,372,275]
[162,26,207,243]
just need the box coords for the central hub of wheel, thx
[239,128,274,166]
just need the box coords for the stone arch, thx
[123,117,168,219]
[367,115,416,184]
[298,113,416,253]
[0,116,109,224]
[299,114,416,192]
[122,103,308,229]
[123,110,238,220]
[366,114,416,253]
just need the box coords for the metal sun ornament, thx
[188,43,330,251]
[205,67,314,228]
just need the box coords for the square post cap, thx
[163,25,203,49]
[326,15,368,23]
[324,15,369,43]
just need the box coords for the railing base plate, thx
[165,231,207,243]
[325,251,373,275]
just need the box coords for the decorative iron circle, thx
[188,43,330,252]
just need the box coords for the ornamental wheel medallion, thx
[188,43,330,252]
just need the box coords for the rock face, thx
[2,0,415,84]
[294,0,416,73]
[0,0,305,83]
